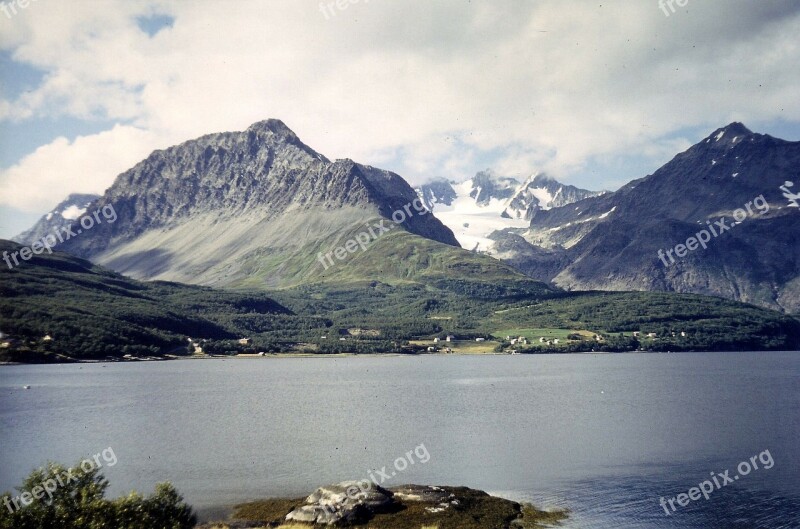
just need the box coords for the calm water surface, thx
[1,352,798,528]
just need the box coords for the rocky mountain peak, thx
[718,121,752,136]
[530,173,557,186]
[13,193,101,244]
[29,119,458,267]
[513,123,800,313]
[246,118,293,134]
[699,122,755,151]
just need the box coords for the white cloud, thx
[0,125,165,210]
[1,0,799,211]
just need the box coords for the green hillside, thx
[227,218,544,290]
[0,240,290,362]
[1,238,798,362]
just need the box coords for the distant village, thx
[0,327,694,361]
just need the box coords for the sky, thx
[1,0,799,238]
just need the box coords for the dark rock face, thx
[503,123,800,312]
[506,173,603,220]
[416,178,458,210]
[285,481,395,525]
[469,170,519,205]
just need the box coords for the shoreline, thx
[2,349,796,366]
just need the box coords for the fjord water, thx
[1,353,798,528]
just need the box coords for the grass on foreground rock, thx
[212,486,568,529]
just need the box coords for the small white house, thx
[446,335,455,342]
[553,339,559,344]
[433,337,439,343]
[476,338,485,342]
[238,338,251,345]
[42,335,53,342]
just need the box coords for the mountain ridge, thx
[499,122,800,312]
[20,119,465,288]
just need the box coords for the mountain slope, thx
[499,123,800,312]
[0,239,290,361]
[22,120,463,288]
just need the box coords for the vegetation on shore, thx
[0,460,566,529]
[0,462,195,529]
[2,239,799,363]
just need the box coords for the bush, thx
[0,462,196,529]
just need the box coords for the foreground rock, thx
[205,483,569,528]
[284,481,395,525]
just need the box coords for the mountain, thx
[13,193,101,245]
[6,119,800,361]
[506,173,606,220]
[497,123,800,313]
[17,119,467,288]
[415,171,600,253]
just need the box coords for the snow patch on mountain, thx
[61,205,88,220]
[429,180,530,252]
[415,171,601,254]
[13,193,101,245]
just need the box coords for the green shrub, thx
[0,462,196,529]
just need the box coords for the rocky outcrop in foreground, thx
[200,482,568,528]
[285,481,397,525]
